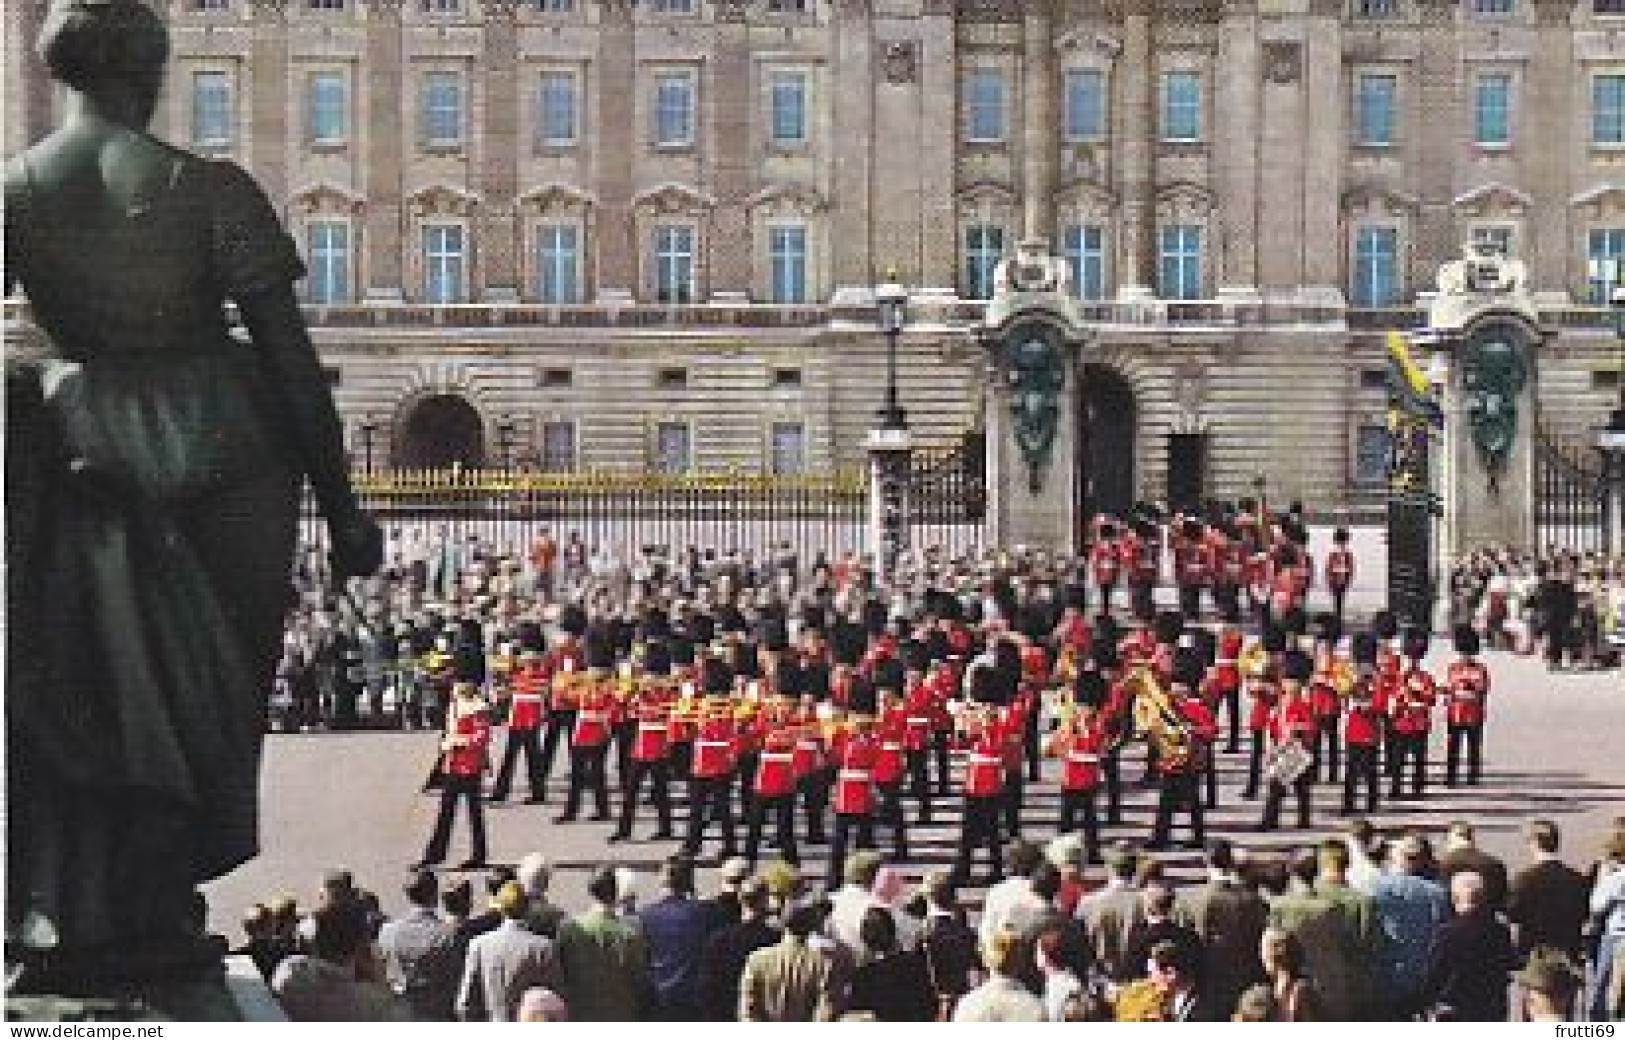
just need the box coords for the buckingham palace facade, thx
[5,0,1624,514]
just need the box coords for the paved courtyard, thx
[204,642,1622,937]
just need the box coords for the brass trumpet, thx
[1122,665,1195,769]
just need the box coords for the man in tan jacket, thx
[738,900,840,1021]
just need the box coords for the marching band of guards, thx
[408,505,1492,900]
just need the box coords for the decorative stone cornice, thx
[1452,182,1532,216]
[292,181,368,213]
[518,182,599,212]
[632,181,718,213]
[746,182,830,214]
[407,182,483,216]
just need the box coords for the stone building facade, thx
[4,0,1623,519]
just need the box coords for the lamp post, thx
[1598,287,1625,554]
[868,272,912,581]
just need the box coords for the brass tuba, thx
[1123,665,1194,770]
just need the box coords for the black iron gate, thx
[907,429,989,560]
[1534,426,1613,555]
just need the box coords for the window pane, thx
[307,221,350,304]
[1595,75,1625,144]
[1352,226,1399,307]
[963,70,1005,142]
[1063,224,1106,301]
[1355,424,1390,486]
[1588,227,1625,301]
[1474,74,1510,145]
[423,224,465,304]
[655,73,694,146]
[768,225,807,304]
[541,421,576,472]
[1161,72,1201,141]
[192,71,233,146]
[422,72,464,145]
[1065,70,1104,141]
[538,72,576,144]
[309,72,348,144]
[963,224,1004,301]
[654,225,694,303]
[537,225,579,304]
[1158,225,1202,300]
[770,73,806,143]
[655,423,690,474]
[1356,74,1396,146]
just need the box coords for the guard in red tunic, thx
[952,706,1008,886]
[1325,527,1356,626]
[490,648,547,803]
[874,688,911,862]
[792,694,832,846]
[1390,628,1436,800]
[927,655,960,796]
[1260,650,1316,832]
[744,716,800,867]
[1307,613,1346,784]
[1209,519,1245,624]
[1044,699,1105,863]
[1241,625,1286,800]
[1341,632,1383,815]
[416,681,491,869]
[1127,518,1162,623]
[1090,520,1123,615]
[827,689,880,890]
[1444,625,1490,787]
[903,664,938,824]
[555,631,617,824]
[683,657,741,864]
[1148,648,1213,850]
[610,641,677,842]
[535,605,588,801]
[1205,625,1245,753]
[1174,519,1210,621]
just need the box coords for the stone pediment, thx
[746,182,829,214]
[518,182,599,213]
[1452,182,1532,216]
[290,180,366,214]
[1053,28,1123,59]
[956,180,1019,206]
[632,181,717,213]
[1341,182,1420,216]
[406,182,482,216]
[1571,184,1625,216]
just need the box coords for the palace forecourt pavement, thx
[206,634,1623,934]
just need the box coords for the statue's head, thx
[39,0,169,128]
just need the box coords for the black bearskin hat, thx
[1153,611,1184,647]
[1452,624,1481,656]
[1075,669,1108,708]
[1261,624,1287,654]
[1172,646,1206,689]
[1350,631,1378,667]
[1401,627,1430,662]
[1281,649,1313,684]
[1370,610,1399,643]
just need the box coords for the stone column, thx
[1214,0,1260,292]
[708,4,753,296]
[1300,1,1344,294]
[363,0,405,298]
[595,0,637,297]
[1438,324,1541,557]
[4,0,50,155]
[1114,0,1154,296]
[480,0,521,300]
[917,0,957,290]
[1525,0,1577,296]
[249,0,291,207]
[1020,0,1057,244]
[832,0,875,290]
[1410,0,1459,290]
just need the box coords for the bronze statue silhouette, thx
[4,0,381,993]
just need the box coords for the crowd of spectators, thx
[238,817,1625,1023]
[1447,548,1623,671]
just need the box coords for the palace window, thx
[1473,73,1511,146]
[421,72,465,148]
[1160,71,1201,142]
[1062,224,1107,301]
[1471,224,1514,258]
[1351,226,1401,307]
[1587,228,1625,302]
[306,221,351,304]
[1354,424,1389,487]
[537,71,578,146]
[534,0,573,10]
[1470,0,1513,12]
[422,224,467,304]
[1597,0,1625,14]
[768,224,808,304]
[646,0,694,14]
[540,421,577,473]
[962,224,1004,301]
[191,71,234,148]
[422,0,461,12]
[536,225,580,304]
[653,71,695,147]
[962,70,1006,144]
[308,0,347,8]
[1353,0,1400,16]
[770,422,806,475]
[1064,70,1106,142]
[1355,73,1397,147]
[1593,74,1625,144]
[653,422,692,474]
[307,71,349,146]
[769,72,808,145]
[653,225,695,304]
[1158,225,1203,300]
